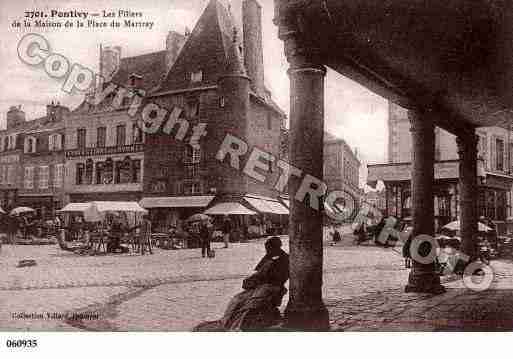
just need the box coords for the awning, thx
[243,195,289,215]
[58,203,92,213]
[91,201,148,213]
[204,202,257,215]
[140,196,214,208]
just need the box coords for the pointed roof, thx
[154,0,246,94]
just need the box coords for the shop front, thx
[479,173,513,234]
[139,196,215,232]
[16,195,59,219]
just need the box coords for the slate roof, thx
[110,50,167,93]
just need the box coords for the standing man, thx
[200,220,212,258]
[6,213,18,244]
[223,215,232,249]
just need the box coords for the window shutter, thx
[491,135,496,171]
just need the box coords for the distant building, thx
[323,132,361,204]
[0,103,67,217]
[280,129,362,210]
[369,101,513,233]
[0,106,25,210]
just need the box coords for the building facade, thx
[0,106,24,211]
[323,132,361,204]
[1,0,286,227]
[140,0,286,229]
[369,101,513,233]
[0,104,68,218]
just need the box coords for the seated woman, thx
[194,236,289,331]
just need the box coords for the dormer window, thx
[190,70,203,83]
[24,136,37,153]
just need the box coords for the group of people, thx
[0,212,48,243]
[57,214,153,256]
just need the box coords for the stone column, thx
[279,22,329,330]
[457,131,479,260]
[405,109,445,294]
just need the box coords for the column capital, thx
[274,1,325,73]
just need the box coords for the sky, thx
[0,0,389,189]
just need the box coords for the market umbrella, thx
[442,220,492,232]
[186,213,212,223]
[10,207,35,216]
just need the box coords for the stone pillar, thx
[457,131,479,260]
[280,29,329,330]
[405,109,445,294]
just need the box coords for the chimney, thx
[100,45,122,82]
[165,31,186,73]
[242,0,265,97]
[46,102,69,122]
[6,105,26,129]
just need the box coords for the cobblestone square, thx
[2,238,513,331]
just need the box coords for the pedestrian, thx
[6,213,18,244]
[403,232,412,268]
[223,215,232,248]
[331,225,341,243]
[200,220,212,258]
[139,215,153,255]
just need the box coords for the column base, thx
[405,271,446,294]
[284,302,330,331]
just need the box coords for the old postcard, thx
[1,0,513,349]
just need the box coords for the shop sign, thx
[65,143,144,158]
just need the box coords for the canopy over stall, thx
[243,194,289,215]
[58,201,147,222]
[58,203,93,213]
[204,202,257,215]
[139,196,214,209]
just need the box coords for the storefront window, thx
[115,156,132,184]
[96,158,113,184]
